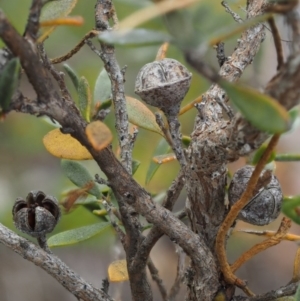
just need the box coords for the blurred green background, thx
[1,1,300,300]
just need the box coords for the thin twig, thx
[268,17,284,70]
[95,0,132,174]
[0,223,113,301]
[23,0,42,43]
[133,172,185,267]
[165,114,187,167]
[168,245,186,301]
[38,43,73,101]
[231,217,291,273]
[215,42,226,67]
[102,200,125,244]
[234,281,299,301]
[128,127,139,163]
[215,134,280,294]
[51,30,99,64]
[235,229,300,242]
[222,1,243,23]
[147,258,168,301]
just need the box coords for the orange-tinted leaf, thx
[153,153,176,164]
[39,0,78,42]
[126,96,163,136]
[85,121,113,151]
[40,16,84,27]
[108,259,129,282]
[43,128,93,160]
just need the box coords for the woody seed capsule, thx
[134,58,192,116]
[228,165,282,226]
[12,190,61,237]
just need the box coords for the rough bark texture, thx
[1,0,300,301]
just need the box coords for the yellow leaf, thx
[39,0,78,42]
[85,121,113,151]
[108,259,129,282]
[43,129,93,160]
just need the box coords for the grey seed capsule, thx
[12,190,61,237]
[134,58,192,116]
[228,165,282,226]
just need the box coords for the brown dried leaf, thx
[85,121,113,151]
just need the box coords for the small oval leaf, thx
[108,259,129,282]
[85,121,113,151]
[78,76,92,121]
[61,159,101,198]
[48,222,111,247]
[126,96,163,136]
[0,57,20,111]
[43,129,93,160]
[63,64,79,90]
[39,0,78,42]
[94,69,112,103]
[220,80,291,133]
[98,29,171,47]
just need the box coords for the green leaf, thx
[275,154,300,162]
[63,64,79,90]
[146,138,170,184]
[132,159,140,175]
[114,0,150,7]
[164,9,197,47]
[48,222,111,247]
[99,99,112,110]
[126,96,163,136]
[61,160,101,198]
[295,283,300,301]
[73,194,101,211]
[78,76,92,121]
[251,144,276,165]
[182,135,191,147]
[0,58,20,111]
[98,29,171,47]
[282,196,300,224]
[39,0,78,41]
[94,69,112,103]
[220,80,291,133]
[286,107,300,134]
